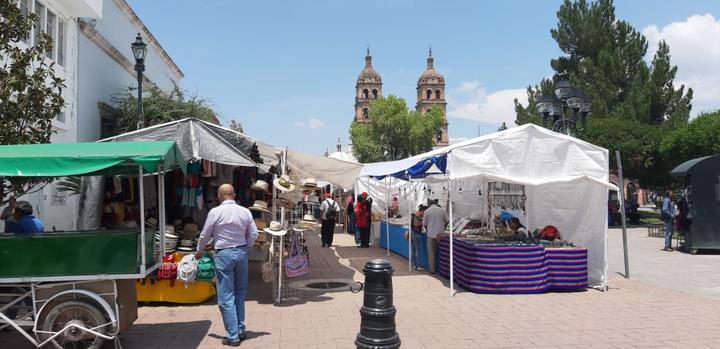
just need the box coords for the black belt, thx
[216,245,247,252]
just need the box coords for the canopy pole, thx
[407,172,412,273]
[616,150,630,279]
[138,165,146,275]
[448,153,454,299]
[277,147,288,304]
[385,177,390,256]
[158,165,166,259]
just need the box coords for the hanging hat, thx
[251,180,270,193]
[183,223,199,236]
[301,177,318,189]
[249,200,270,213]
[275,197,296,210]
[254,218,268,230]
[263,221,288,236]
[179,239,194,248]
[273,175,295,192]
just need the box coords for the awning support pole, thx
[385,176,390,256]
[407,172,412,273]
[616,150,630,278]
[139,165,146,275]
[448,152,455,299]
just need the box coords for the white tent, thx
[357,124,616,290]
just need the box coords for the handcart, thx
[0,141,185,348]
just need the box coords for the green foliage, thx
[228,119,244,133]
[0,1,65,203]
[349,96,444,163]
[514,0,695,187]
[109,86,218,135]
[56,177,82,196]
[497,122,508,132]
[659,110,720,170]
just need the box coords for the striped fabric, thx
[438,239,587,294]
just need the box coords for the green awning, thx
[0,141,186,177]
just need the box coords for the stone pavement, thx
[608,226,720,300]
[3,227,720,348]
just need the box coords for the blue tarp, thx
[371,154,447,180]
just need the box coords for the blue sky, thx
[128,0,720,155]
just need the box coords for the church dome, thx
[357,49,382,84]
[417,49,444,85]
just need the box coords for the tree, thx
[497,122,508,132]
[659,110,720,170]
[228,119,244,133]
[349,96,444,163]
[0,1,65,204]
[109,86,218,135]
[514,0,693,187]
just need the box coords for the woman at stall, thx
[355,193,371,248]
[411,205,427,270]
[508,217,528,240]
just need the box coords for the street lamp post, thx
[131,33,148,129]
[536,80,592,136]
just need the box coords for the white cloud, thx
[447,80,527,127]
[294,118,326,129]
[643,13,720,114]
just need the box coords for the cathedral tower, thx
[416,48,448,146]
[354,48,383,123]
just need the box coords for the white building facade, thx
[7,0,183,231]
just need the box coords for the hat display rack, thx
[269,171,311,304]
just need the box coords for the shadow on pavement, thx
[117,320,211,349]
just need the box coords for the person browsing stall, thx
[12,201,43,234]
[411,205,427,270]
[1,197,17,233]
[195,184,258,346]
[320,192,340,247]
[423,199,448,274]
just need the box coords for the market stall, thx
[98,118,273,303]
[0,141,184,348]
[671,155,720,254]
[357,124,615,294]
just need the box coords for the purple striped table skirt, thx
[438,239,587,294]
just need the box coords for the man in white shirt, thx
[319,193,340,247]
[195,184,258,346]
[422,199,449,274]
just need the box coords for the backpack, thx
[196,254,214,282]
[157,254,178,286]
[324,199,337,221]
[539,225,560,241]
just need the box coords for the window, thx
[435,90,441,99]
[57,19,64,66]
[19,0,30,43]
[362,89,369,99]
[426,89,432,100]
[56,111,65,123]
[33,1,45,47]
[46,10,55,59]
[362,108,369,119]
[372,89,378,99]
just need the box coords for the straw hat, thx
[301,177,318,189]
[249,200,270,213]
[275,197,295,210]
[263,221,288,236]
[273,175,295,192]
[251,180,270,193]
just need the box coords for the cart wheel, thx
[40,300,107,349]
[690,248,699,255]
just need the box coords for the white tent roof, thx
[328,151,358,163]
[360,124,614,188]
